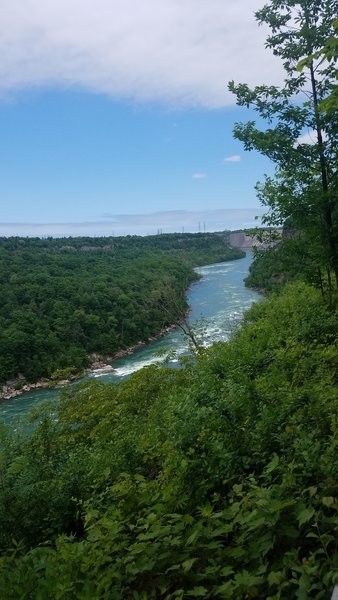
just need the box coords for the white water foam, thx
[113,355,166,377]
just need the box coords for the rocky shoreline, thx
[0,324,179,402]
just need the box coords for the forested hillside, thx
[245,237,323,293]
[0,233,243,384]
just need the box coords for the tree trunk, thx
[309,62,338,289]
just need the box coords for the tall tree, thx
[315,17,338,113]
[229,0,338,289]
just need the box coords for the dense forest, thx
[0,233,243,385]
[0,0,337,597]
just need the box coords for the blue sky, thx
[0,0,285,236]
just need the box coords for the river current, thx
[1,251,261,424]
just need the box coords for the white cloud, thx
[295,129,328,146]
[0,0,284,108]
[192,173,208,179]
[224,155,241,162]
[296,131,317,145]
[0,209,264,236]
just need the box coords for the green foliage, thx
[244,233,334,292]
[0,233,243,384]
[50,367,79,382]
[0,282,337,597]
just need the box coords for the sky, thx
[0,0,288,236]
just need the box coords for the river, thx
[0,251,261,424]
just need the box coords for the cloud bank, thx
[1,0,283,108]
[0,209,264,237]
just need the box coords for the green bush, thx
[0,282,337,598]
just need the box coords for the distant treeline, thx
[0,233,244,383]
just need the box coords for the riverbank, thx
[0,324,179,402]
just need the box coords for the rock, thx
[92,365,115,374]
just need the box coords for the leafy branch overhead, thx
[297,17,338,113]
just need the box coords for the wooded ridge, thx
[0,232,243,389]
